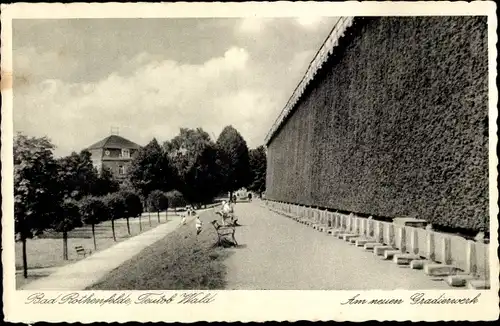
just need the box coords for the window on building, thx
[121,149,130,158]
[119,165,126,175]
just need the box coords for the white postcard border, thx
[1,1,498,322]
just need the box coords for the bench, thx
[211,220,238,247]
[75,245,92,258]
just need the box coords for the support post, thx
[410,228,419,255]
[366,216,373,237]
[388,224,395,247]
[398,227,407,252]
[466,240,477,275]
[426,231,435,261]
[442,237,452,265]
[375,221,383,243]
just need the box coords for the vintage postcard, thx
[1,1,499,323]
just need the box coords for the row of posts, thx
[266,200,482,276]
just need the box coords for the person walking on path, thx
[228,200,239,226]
[220,200,231,226]
[195,216,203,235]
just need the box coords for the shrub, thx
[165,190,187,208]
[148,190,169,222]
[120,191,143,218]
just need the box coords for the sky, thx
[13,17,339,157]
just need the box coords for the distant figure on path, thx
[220,200,231,226]
[230,200,239,226]
[195,216,203,235]
[248,193,252,201]
[227,200,239,226]
[186,205,196,216]
[180,215,187,226]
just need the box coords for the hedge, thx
[165,190,188,208]
[266,17,489,233]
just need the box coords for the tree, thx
[51,200,82,260]
[14,133,60,278]
[164,128,221,205]
[165,190,187,214]
[56,150,99,201]
[141,193,152,227]
[216,126,251,200]
[79,196,110,250]
[120,190,143,233]
[248,146,267,197]
[52,150,99,260]
[91,167,120,196]
[147,190,169,223]
[128,138,173,198]
[103,192,126,241]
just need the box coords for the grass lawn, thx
[87,209,231,290]
[15,212,175,289]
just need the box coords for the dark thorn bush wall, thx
[266,17,488,232]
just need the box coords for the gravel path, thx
[224,201,453,290]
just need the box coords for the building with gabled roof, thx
[86,134,141,181]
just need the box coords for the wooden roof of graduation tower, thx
[264,17,355,146]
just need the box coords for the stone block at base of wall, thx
[341,234,357,240]
[393,253,420,265]
[410,260,429,270]
[446,274,478,287]
[355,239,372,247]
[382,250,401,260]
[364,242,383,251]
[348,237,360,244]
[467,279,490,290]
[313,224,324,230]
[329,229,343,236]
[424,264,462,277]
[373,245,394,256]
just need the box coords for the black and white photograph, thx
[1,1,498,323]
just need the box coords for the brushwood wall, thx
[266,17,489,232]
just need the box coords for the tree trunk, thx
[92,224,97,250]
[63,231,68,260]
[157,211,160,223]
[229,190,233,202]
[165,209,168,222]
[148,212,152,226]
[139,215,142,232]
[112,219,116,241]
[126,217,131,235]
[22,236,28,279]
